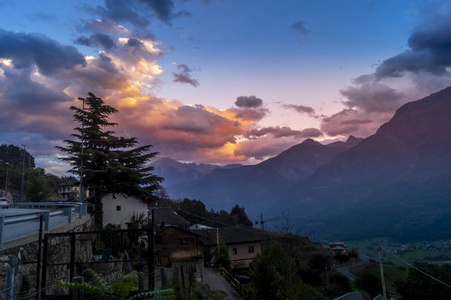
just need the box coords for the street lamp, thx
[4,162,8,197]
[78,97,85,202]
[0,160,8,197]
[20,144,26,202]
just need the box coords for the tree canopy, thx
[57,92,163,228]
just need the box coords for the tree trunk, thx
[93,188,103,229]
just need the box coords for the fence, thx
[219,267,254,300]
[0,202,88,248]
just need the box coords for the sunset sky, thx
[1,0,451,176]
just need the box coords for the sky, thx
[1,0,451,176]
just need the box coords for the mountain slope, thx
[282,86,451,240]
[167,137,360,212]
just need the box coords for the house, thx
[101,193,148,227]
[57,179,80,199]
[57,178,89,200]
[192,227,271,268]
[329,242,347,255]
[151,207,191,230]
[155,226,201,266]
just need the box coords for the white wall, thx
[102,193,147,227]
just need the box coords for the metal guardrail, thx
[0,202,88,248]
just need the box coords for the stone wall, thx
[0,218,92,298]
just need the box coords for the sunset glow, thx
[1,0,451,174]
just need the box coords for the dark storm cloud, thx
[0,29,86,75]
[341,83,405,113]
[244,126,323,139]
[235,96,263,108]
[75,33,116,51]
[289,20,309,35]
[282,104,316,115]
[375,17,451,79]
[173,63,199,87]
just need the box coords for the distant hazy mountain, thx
[151,157,242,187]
[282,86,451,241]
[166,136,361,213]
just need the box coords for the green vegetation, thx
[25,168,54,201]
[0,144,34,197]
[345,237,451,266]
[176,198,254,228]
[57,92,163,228]
[57,268,176,300]
[249,240,329,299]
[395,263,451,299]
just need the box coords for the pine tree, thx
[57,92,163,229]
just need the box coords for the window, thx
[233,248,237,255]
[179,238,194,245]
[248,246,254,253]
[116,206,121,211]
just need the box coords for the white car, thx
[0,198,10,208]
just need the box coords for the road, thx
[0,208,86,244]
[337,256,370,281]
[204,267,241,300]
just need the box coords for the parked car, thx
[0,198,10,208]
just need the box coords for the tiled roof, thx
[192,227,271,246]
[152,207,190,231]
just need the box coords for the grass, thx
[343,237,451,266]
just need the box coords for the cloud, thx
[234,135,302,161]
[172,63,199,87]
[341,82,406,113]
[75,33,117,51]
[289,20,309,35]
[375,16,451,79]
[235,95,263,108]
[0,29,86,76]
[282,104,316,116]
[244,126,323,139]
[90,0,190,27]
[27,12,57,22]
[319,109,388,137]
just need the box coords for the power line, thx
[380,245,451,290]
[176,208,309,242]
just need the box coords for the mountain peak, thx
[301,138,321,145]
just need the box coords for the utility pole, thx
[78,97,85,202]
[378,244,387,300]
[147,207,155,291]
[2,162,8,197]
[20,144,25,202]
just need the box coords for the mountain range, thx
[152,86,451,241]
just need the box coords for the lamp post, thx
[4,162,8,197]
[20,144,26,202]
[78,97,85,202]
